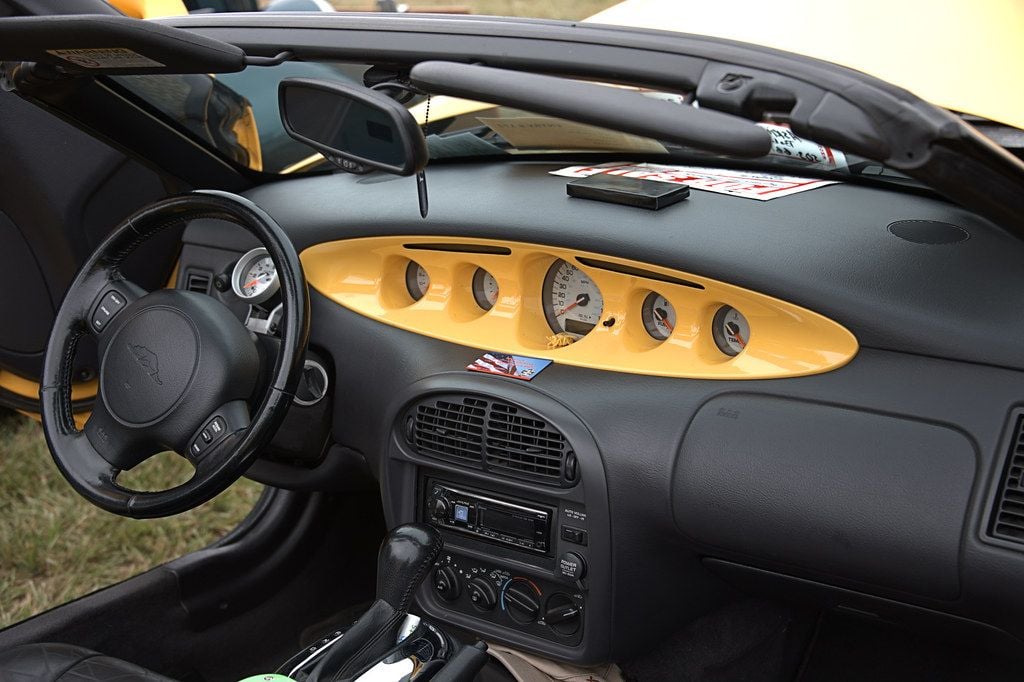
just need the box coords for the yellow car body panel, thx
[588,0,1024,130]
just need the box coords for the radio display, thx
[480,507,535,539]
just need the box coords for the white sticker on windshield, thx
[550,163,839,201]
[47,48,164,69]
[758,123,848,170]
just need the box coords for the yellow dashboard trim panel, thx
[301,236,858,380]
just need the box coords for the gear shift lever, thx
[309,524,442,681]
[376,524,443,612]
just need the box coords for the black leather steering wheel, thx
[40,191,309,518]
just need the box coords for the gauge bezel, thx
[405,260,429,301]
[641,291,675,341]
[542,259,604,339]
[712,305,749,357]
[471,267,498,311]
[231,247,280,305]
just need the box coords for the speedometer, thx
[542,260,604,339]
[231,247,279,304]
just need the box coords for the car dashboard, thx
[174,160,1024,664]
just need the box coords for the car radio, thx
[425,480,552,554]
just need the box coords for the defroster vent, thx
[407,394,577,486]
[989,414,1024,545]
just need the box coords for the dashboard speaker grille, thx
[990,415,1024,544]
[408,394,575,486]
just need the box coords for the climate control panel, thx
[430,552,585,645]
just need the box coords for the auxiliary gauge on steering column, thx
[231,247,280,304]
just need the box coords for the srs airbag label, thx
[47,48,165,69]
[467,353,552,381]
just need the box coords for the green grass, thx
[0,410,262,629]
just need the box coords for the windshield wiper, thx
[410,61,772,159]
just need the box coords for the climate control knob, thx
[433,566,461,602]
[502,578,542,624]
[466,577,498,611]
[544,593,582,636]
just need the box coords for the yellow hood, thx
[586,0,1023,130]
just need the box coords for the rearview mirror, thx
[279,78,428,176]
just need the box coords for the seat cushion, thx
[0,643,174,682]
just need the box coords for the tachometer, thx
[712,305,750,356]
[641,292,676,340]
[472,268,499,310]
[406,261,430,301]
[231,247,279,304]
[542,260,604,339]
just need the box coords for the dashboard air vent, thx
[407,394,576,486]
[184,270,212,295]
[990,415,1024,544]
[413,396,486,464]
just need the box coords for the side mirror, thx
[279,78,428,176]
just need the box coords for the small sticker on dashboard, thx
[467,352,552,381]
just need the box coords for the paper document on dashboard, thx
[550,163,839,200]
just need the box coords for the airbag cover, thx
[673,395,975,600]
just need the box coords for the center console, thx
[381,375,612,665]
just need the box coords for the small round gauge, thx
[712,305,751,356]
[472,268,499,310]
[542,260,604,339]
[641,292,676,341]
[405,261,430,301]
[231,247,279,304]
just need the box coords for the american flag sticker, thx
[467,353,552,381]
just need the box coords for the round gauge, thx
[230,247,279,304]
[542,260,604,339]
[472,268,499,310]
[641,292,677,341]
[712,305,750,356]
[405,261,430,301]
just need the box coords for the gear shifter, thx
[309,524,442,681]
[376,524,443,612]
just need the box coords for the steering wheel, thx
[39,191,309,518]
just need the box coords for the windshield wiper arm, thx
[409,61,772,158]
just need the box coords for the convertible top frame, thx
[5,11,1024,235]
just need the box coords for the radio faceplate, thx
[426,479,552,554]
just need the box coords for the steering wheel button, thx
[209,417,225,435]
[190,440,205,456]
[200,429,213,444]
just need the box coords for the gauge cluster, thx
[300,236,857,380]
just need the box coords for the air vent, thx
[407,394,576,486]
[413,397,486,464]
[184,270,212,295]
[989,415,1024,544]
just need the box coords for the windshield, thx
[111,61,904,183]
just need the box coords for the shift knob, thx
[376,523,443,612]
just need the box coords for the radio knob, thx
[467,577,497,611]
[503,579,541,624]
[433,566,461,602]
[431,498,449,520]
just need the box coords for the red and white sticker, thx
[551,162,839,201]
[758,123,847,170]
[47,48,164,69]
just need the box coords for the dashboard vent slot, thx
[990,415,1024,544]
[407,394,575,486]
[486,403,568,483]
[413,397,486,464]
[184,270,212,295]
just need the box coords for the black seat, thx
[0,643,173,681]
